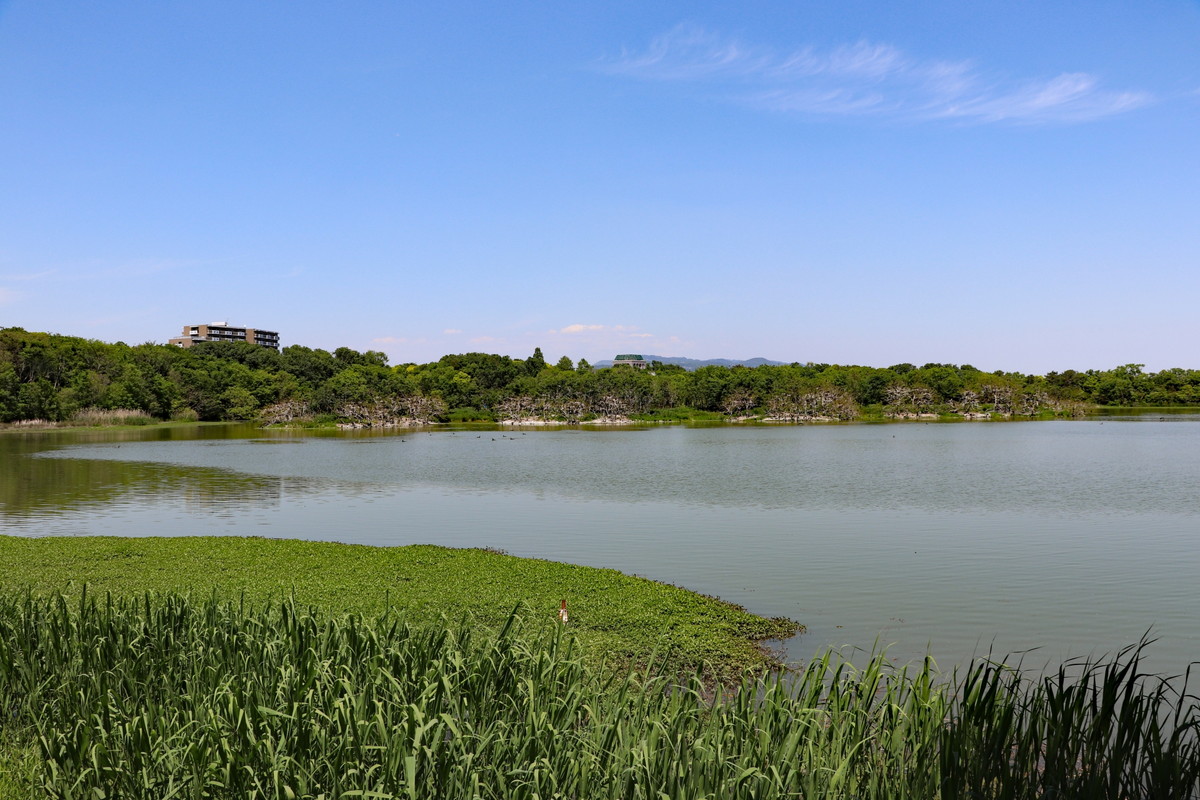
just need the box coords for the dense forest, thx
[2,327,1199,426]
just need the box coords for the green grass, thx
[0,731,37,800]
[628,407,726,422]
[1,593,1196,799]
[444,407,498,422]
[0,418,212,435]
[0,536,798,679]
[1092,405,1200,412]
[0,537,793,798]
[4,538,1198,798]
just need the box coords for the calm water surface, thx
[3,417,1198,672]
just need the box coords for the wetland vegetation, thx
[0,577,1197,799]
[0,536,797,679]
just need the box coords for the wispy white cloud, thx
[546,323,684,354]
[0,288,20,306]
[553,323,654,336]
[558,323,607,334]
[933,73,1149,123]
[470,335,497,344]
[601,24,1151,124]
[372,336,405,344]
[604,25,772,81]
[443,328,463,335]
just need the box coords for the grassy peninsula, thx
[0,535,798,677]
[0,546,1197,798]
[0,535,798,797]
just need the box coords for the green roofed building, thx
[613,354,649,369]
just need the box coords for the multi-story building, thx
[169,322,280,350]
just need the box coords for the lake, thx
[3,415,1198,674]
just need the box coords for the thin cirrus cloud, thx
[600,24,1152,124]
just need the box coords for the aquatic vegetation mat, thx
[0,592,1197,799]
[0,536,798,680]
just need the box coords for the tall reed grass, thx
[67,407,156,426]
[0,592,1196,799]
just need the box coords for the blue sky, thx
[1,1,1197,372]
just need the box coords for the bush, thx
[446,406,496,422]
[629,406,724,422]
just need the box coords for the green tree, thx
[67,370,110,409]
[280,346,339,388]
[104,364,153,412]
[312,369,373,413]
[0,367,21,421]
[334,347,366,367]
[687,366,730,411]
[1094,368,1140,406]
[220,386,260,420]
[850,369,895,406]
[437,353,519,390]
[363,350,389,368]
[525,347,546,376]
[916,365,964,402]
[18,378,61,420]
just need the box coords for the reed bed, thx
[1,592,1197,799]
[66,408,156,426]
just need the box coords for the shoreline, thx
[0,419,223,435]
[10,406,1193,435]
[0,535,801,678]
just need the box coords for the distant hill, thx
[593,355,788,371]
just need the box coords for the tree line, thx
[3,327,1198,425]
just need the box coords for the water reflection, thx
[25,420,1200,517]
[0,426,340,528]
[3,419,1199,674]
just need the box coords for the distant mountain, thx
[592,355,788,371]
